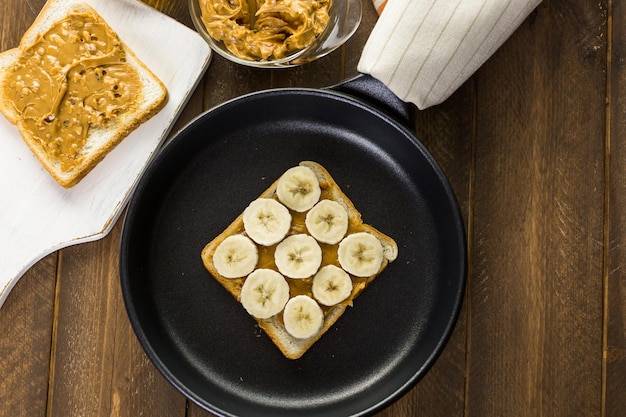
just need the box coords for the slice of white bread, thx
[201,161,398,359]
[0,0,168,187]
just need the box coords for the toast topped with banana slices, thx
[201,161,398,359]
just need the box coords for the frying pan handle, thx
[328,74,415,131]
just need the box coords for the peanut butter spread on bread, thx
[201,162,398,359]
[2,11,141,172]
[200,0,330,61]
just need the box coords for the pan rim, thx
[120,86,467,417]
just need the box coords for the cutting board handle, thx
[0,243,53,307]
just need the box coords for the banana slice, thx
[276,166,321,212]
[305,199,349,244]
[274,234,323,279]
[283,295,324,339]
[240,269,290,319]
[311,264,353,306]
[243,198,292,246]
[337,232,384,277]
[212,234,259,278]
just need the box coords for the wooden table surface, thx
[1,0,625,416]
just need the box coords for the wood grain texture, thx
[607,0,626,415]
[49,221,185,417]
[468,1,607,416]
[342,1,377,80]
[0,253,57,417]
[0,0,45,51]
[3,0,626,416]
[143,0,193,28]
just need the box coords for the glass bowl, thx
[189,0,362,68]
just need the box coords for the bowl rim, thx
[188,0,345,68]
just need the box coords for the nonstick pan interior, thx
[120,87,466,417]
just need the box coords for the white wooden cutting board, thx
[0,0,212,306]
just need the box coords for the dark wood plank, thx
[188,400,220,417]
[607,0,626,415]
[202,54,272,106]
[0,0,45,50]
[270,52,343,89]
[0,253,57,416]
[342,0,378,80]
[467,1,607,415]
[144,0,194,28]
[48,220,187,416]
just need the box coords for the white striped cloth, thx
[359,0,542,109]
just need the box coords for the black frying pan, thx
[119,75,466,417]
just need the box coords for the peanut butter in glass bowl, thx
[189,0,361,67]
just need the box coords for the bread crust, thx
[0,0,168,187]
[201,161,398,359]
